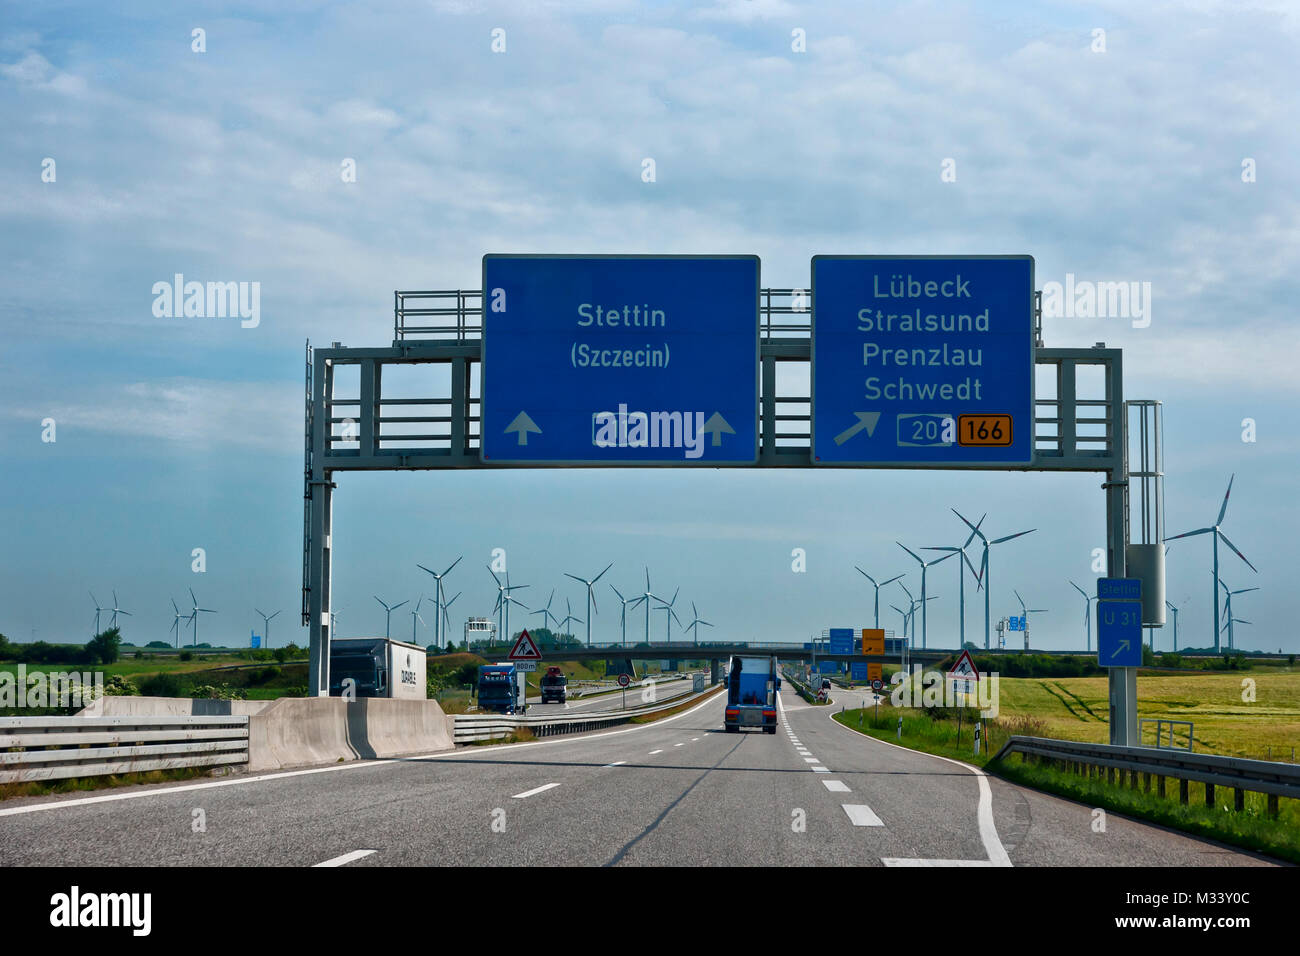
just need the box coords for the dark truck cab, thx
[724,655,779,734]
[540,666,568,704]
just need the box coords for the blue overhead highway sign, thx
[811,256,1035,465]
[481,255,759,464]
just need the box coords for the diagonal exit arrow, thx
[834,411,881,446]
[1110,639,1130,660]
[504,411,541,446]
[701,412,735,447]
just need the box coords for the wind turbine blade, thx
[417,564,435,577]
[445,592,460,608]
[1216,474,1234,527]
[564,572,585,584]
[442,556,463,576]
[1216,530,1258,573]
[855,567,876,585]
[931,550,956,566]
[1070,581,1088,598]
[593,562,613,583]
[487,565,502,586]
[952,508,987,543]
[880,574,904,587]
[118,610,132,617]
[1233,587,1260,595]
[610,584,624,602]
[897,542,923,563]
[991,529,1035,545]
[1162,527,1211,542]
[190,587,198,606]
[962,550,980,581]
[1014,589,1025,610]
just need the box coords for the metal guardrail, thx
[454,685,722,743]
[0,715,250,784]
[992,734,1300,816]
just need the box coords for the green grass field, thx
[833,705,1300,864]
[992,672,1300,761]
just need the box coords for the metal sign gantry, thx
[303,272,1140,745]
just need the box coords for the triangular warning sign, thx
[508,629,542,661]
[947,649,980,681]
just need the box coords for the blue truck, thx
[476,662,523,714]
[724,655,780,734]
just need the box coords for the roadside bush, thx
[179,651,193,662]
[105,675,140,696]
[139,673,183,697]
[189,683,247,700]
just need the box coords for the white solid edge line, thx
[512,782,561,799]
[313,849,377,867]
[825,707,1011,868]
[0,687,728,818]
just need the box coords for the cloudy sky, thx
[2,0,1296,654]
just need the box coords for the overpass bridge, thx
[461,641,956,683]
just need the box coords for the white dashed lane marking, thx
[822,780,850,793]
[842,804,884,827]
[314,849,377,867]
[512,783,561,799]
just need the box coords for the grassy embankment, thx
[830,667,1300,863]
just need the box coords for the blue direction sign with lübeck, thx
[811,256,1035,465]
[1097,577,1143,667]
[481,255,759,464]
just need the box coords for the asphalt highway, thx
[0,684,1277,867]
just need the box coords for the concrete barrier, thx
[248,697,455,772]
[79,695,456,773]
[79,696,275,718]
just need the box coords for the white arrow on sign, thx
[833,411,881,446]
[1110,639,1131,660]
[504,411,541,446]
[701,412,735,446]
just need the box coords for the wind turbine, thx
[409,597,427,644]
[188,588,216,646]
[1218,579,1259,651]
[1163,474,1257,653]
[329,606,344,634]
[855,568,904,628]
[684,601,713,646]
[610,584,646,648]
[896,543,954,649]
[923,515,985,647]
[487,567,529,644]
[565,562,613,647]
[254,608,281,649]
[1165,599,1180,651]
[531,589,560,632]
[1222,616,1251,648]
[1069,581,1097,652]
[654,587,682,643]
[90,592,106,635]
[640,568,660,644]
[170,599,190,648]
[374,596,408,640]
[1013,590,1048,650]
[417,556,462,651]
[954,509,1035,650]
[110,590,132,629]
[440,593,461,648]
[557,597,583,641]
